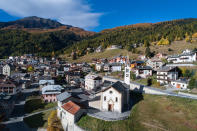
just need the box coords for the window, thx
[110,91,113,94]
[104,96,106,101]
[116,97,118,102]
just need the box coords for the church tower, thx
[124,55,130,85]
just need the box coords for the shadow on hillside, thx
[130,90,144,108]
[23,113,46,129]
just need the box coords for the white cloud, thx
[0,0,101,29]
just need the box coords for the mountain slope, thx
[65,18,197,56]
[0,17,95,58]
[0,16,63,29]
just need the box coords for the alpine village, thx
[1,17,197,131]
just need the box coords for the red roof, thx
[61,101,81,115]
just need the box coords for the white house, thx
[134,66,153,78]
[107,45,122,50]
[170,79,188,90]
[95,64,103,71]
[103,64,111,72]
[95,45,103,53]
[3,64,11,76]
[146,58,164,70]
[64,66,70,72]
[85,74,102,90]
[60,101,84,129]
[110,63,122,72]
[157,66,179,85]
[57,92,72,118]
[167,49,197,63]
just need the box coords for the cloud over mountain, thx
[0,0,101,29]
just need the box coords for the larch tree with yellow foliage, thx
[27,66,34,72]
[185,32,192,42]
[157,37,170,45]
[47,110,63,131]
[192,32,197,38]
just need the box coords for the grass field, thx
[24,98,57,114]
[62,40,197,63]
[77,94,197,131]
[140,40,197,55]
[61,49,137,63]
[24,110,52,129]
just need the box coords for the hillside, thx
[0,17,94,58]
[0,16,64,29]
[2,17,197,58]
[78,94,197,131]
[62,40,197,62]
[65,18,197,57]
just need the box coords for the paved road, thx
[2,107,56,125]
[145,86,197,100]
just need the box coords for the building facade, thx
[85,74,102,90]
[3,64,11,76]
[157,66,179,85]
[42,85,63,102]
[100,81,130,113]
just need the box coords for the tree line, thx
[0,29,83,58]
[65,18,197,57]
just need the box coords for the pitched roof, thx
[56,91,71,102]
[102,81,127,93]
[61,101,81,115]
[137,66,152,70]
[111,81,127,93]
[85,74,102,80]
[157,66,177,72]
[39,80,54,85]
[42,85,63,95]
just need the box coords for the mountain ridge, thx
[1,17,197,58]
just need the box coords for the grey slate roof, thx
[157,66,176,72]
[137,66,152,70]
[111,81,127,93]
[56,91,71,102]
[102,81,127,93]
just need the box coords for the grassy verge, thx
[78,94,197,131]
[25,98,57,114]
[135,77,166,90]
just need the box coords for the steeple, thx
[124,55,130,85]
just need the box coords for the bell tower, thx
[124,55,130,85]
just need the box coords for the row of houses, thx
[167,49,197,63]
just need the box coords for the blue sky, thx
[0,0,197,32]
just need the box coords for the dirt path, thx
[141,122,168,131]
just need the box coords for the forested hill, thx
[2,17,197,58]
[0,17,94,58]
[66,18,197,56]
[0,16,64,29]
